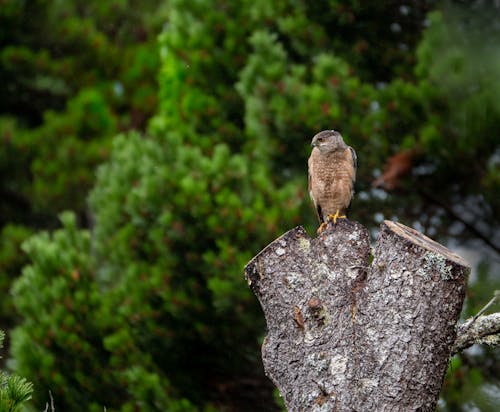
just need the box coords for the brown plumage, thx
[308,130,357,232]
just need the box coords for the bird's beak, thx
[311,140,316,147]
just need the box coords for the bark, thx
[452,313,500,355]
[245,219,470,412]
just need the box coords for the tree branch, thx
[467,292,498,326]
[419,189,500,256]
[452,313,500,355]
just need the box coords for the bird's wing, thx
[348,146,357,184]
[308,154,322,222]
[307,155,315,205]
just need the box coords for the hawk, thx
[308,130,357,233]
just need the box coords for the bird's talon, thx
[326,210,347,224]
[316,222,328,234]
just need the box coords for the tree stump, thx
[244,220,470,412]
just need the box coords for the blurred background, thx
[0,0,499,410]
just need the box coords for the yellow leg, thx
[316,222,328,234]
[327,210,346,224]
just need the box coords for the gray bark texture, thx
[244,219,470,412]
[452,313,500,355]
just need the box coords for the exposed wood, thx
[245,219,470,411]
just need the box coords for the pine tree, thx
[0,0,166,335]
[0,330,33,412]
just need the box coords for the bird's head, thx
[311,130,347,154]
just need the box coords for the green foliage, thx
[0,225,32,329]
[89,130,300,408]
[10,212,195,411]
[10,213,113,410]
[415,6,500,178]
[0,0,166,222]
[0,0,166,325]
[156,0,250,150]
[11,125,299,409]
[0,0,165,125]
[0,374,33,412]
[30,89,116,215]
[441,350,500,412]
[0,331,33,412]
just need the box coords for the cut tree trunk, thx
[245,220,470,412]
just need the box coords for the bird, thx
[308,130,357,234]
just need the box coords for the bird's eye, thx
[317,137,324,142]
